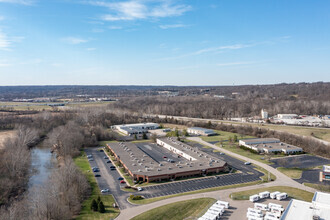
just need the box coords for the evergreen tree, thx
[98,201,105,213]
[143,133,148,139]
[97,196,101,204]
[91,199,98,211]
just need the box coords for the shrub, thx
[91,199,98,211]
[98,201,105,213]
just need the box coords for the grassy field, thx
[219,142,280,165]
[74,151,120,220]
[277,167,303,179]
[230,186,314,202]
[304,183,330,192]
[128,180,261,205]
[254,166,276,182]
[131,198,216,220]
[0,130,16,149]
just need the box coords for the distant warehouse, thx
[187,127,217,136]
[239,138,303,154]
[113,123,159,137]
[107,137,227,183]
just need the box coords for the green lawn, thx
[128,180,261,205]
[200,130,254,143]
[304,183,330,193]
[230,186,314,202]
[73,151,120,220]
[131,198,216,220]
[277,167,303,179]
[254,166,276,182]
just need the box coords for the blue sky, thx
[0,0,329,85]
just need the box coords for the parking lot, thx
[270,154,330,169]
[85,148,133,210]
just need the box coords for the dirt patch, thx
[0,130,16,149]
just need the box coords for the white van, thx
[259,191,270,199]
[246,211,263,218]
[247,208,263,215]
[254,202,269,211]
[270,191,281,199]
[249,194,260,202]
[276,192,288,201]
[271,206,284,215]
[215,200,229,209]
[268,202,283,209]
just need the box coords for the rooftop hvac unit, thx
[313,215,320,220]
[158,168,161,171]
[139,163,143,166]
[141,159,144,161]
[179,166,182,168]
[199,163,202,166]
[168,167,172,170]
[138,169,142,172]
[132,164,136,166]
[159,164,163,166]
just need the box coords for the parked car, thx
[94,174,101,177]
[99,149,104,152]
[244,162,251,165]
[137,187,143,191]
[118,177,124,180]
[87,155,93,158]
[120,180,125,184]
[92,167,99,172]
[106,160,111,163]
[101,189,110,193]
[110,166,115,168]
[110,167,116,170]
[104,156,108,159]
[219,152,225,155]
[163,156,167,159]
[88,158,94,161]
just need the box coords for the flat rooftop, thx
[281,194,330,220]
[241,138,280,144]
[189,127,216,133]
[107,140,226,177]
[115,123,159,128]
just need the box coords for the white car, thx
[244,162,251,165]
[101,189,110,193]
[137,187,143,191]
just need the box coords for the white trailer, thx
[268,202,283,209]
[202,212,218,220]
[210,204,225,212]
[265,211,280,218]
[247,208,263,215]
[206,210,221,217]
[209,207,224,215]
[254,202,269,211]
[276,192,287,201]
[264,215,279,220]
[249,194,260,202]
[246,211,263,218]
[215,200,229,208]
[270,191,281,199]
[271,206,284,215]
[247,217,263,220]
[259,191,270,199]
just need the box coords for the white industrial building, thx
[277,114,298,119]
[239,138,303,154]
[113,123,159,136]
[281,191,330,220]
[187,127,217,136]
[261,109,268,119]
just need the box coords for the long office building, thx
[113,123,159,136]
[107,138,227,183]
[239,138,303,154]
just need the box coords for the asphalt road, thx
[85,148,134,210]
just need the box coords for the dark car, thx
[106,160,111,163]
[94,174,101,177]
[99,149,104,152]
[110,168,116,171]
[118,177,124,180]
[104,156,108,159]
[110,166,115,168]
[92,168,99,172]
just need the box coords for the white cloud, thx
[0,16,4,21]
[89,0,191,21]
[20,58,42,65]
[87,47,96,51]
[0,0,35,5]
[62,37,88,44]
[108,25,123,30]
[0,31,11,50]
[0,59,11,67]
[159,24,188,29]
[51,62,63,67]
[156,43,253,61]
[217,61,255,67]
[92,28,104,33]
